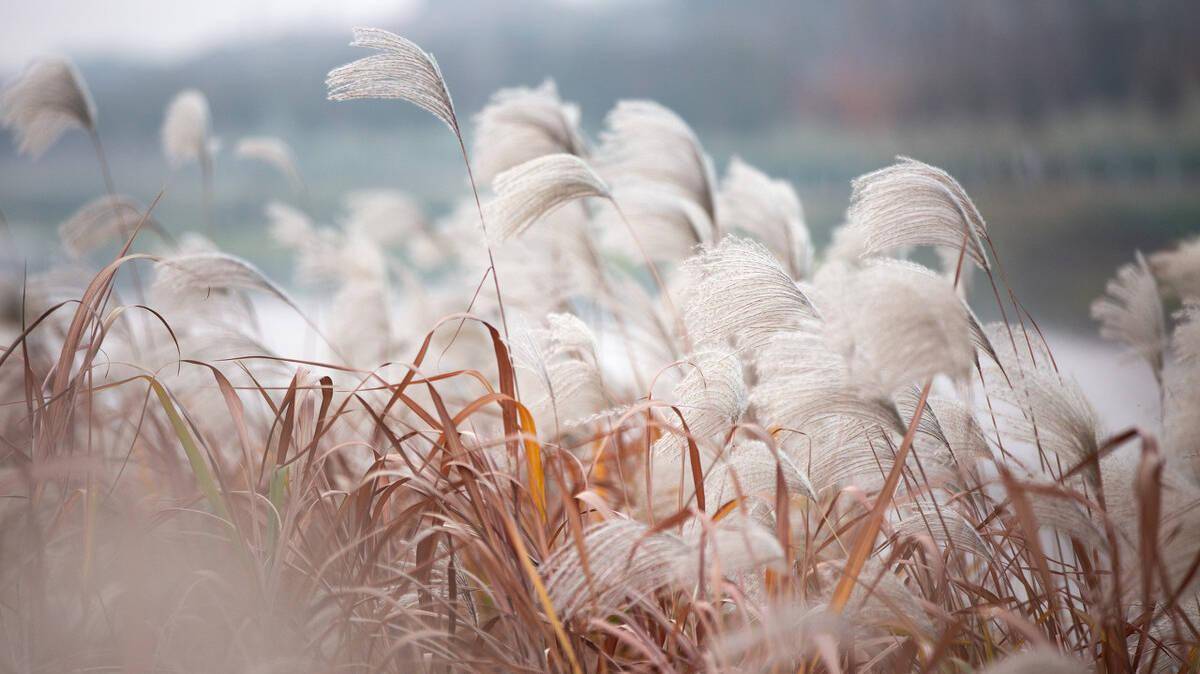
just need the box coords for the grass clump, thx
[1,28,1199,673]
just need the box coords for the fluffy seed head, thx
[161,89,212,167]
[235,136,301,190]
[597,100,717,223]
[0,57,95,158]
[58,195,153,258]
[326,27,458,134]
[843,156,990,270]
[1090,252,1166,377]
[718,157,812,279]
[484,153,610,241]
[472,79,586,182]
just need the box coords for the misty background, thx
[2,0,1198,334]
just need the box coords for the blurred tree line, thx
[48,0,1199,143]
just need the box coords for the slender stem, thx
[456,134,510,344]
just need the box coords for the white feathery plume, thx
[844,156,990,270]
[1149,235,1200,300]
[1162,305,1200,480]
[161,89,212,167]
[472,79,587,182]
[599,186,710,262]
[673,513,784,590]
[267,201,316,250]
[679,236,813,350]
[752,329,904,434]
[896,386,953,449]
[824,221,870,266]
[977,651,1088,674]
[983,323,1101,480]
[927,396,992,468]
[1090,252,1166,378]
[543,515,781,621]
[711,604,842,670]
[265,202,344,284]
[816,558,935,637]
[484,153,610,241]
[704,440,816,514]
[58,195,153,257]
[890,500,991,558]
[333,230,390,285]
[235,136,302,191]
[597,100,718,224]
[717,157,812,279]
[648,350,748,514]
[489,206,597,317]
[657,349,747,455]
[816,259,976,396]
[329,275,391,368]
[512,313,607,425]
[341,189,426,247]
[325,28,516,339]
[326,27,458,134]
[153,252,295,309]
[801,421,904,492]
[1173,303,1200,366]
[1,57,96,158]
[542,519,688,619]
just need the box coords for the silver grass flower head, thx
[235,136,301,189]
[484,153,610,241]
[341,189,426,247]
[816,558,935,637]
[266,201,341,283]
[1162,306,1200,480]
[669,349,747,445]
[983,322,1101,479]
[679,235,813,350]
[329,277,391,368]
[927,396,992,467]
[543,519,688,619]
[1,57,96,158]
[58,195,150,258]
[598,186,711,262]
[1149,235,1200,300]
[704,440,816,514]
[473,79,587,182]
[1174,302,1200,367]
[266,201,316,250]
[718,157,813,279]
[890,499,991,557]
[153,252,293,309]
[542,516,780,621]
[1090,252,1166,377]
[597,99,718,222]
[751,330,904,439]
[673,514,784,586]
[326,27,458,134]
[845,156,990,270]
[161,89,212,167]
[649,349,748,475]
[512,313,606,423]
[817,258,976,395]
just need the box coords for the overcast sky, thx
[0,0,422,71]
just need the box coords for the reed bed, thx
[1,29,1198,673]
